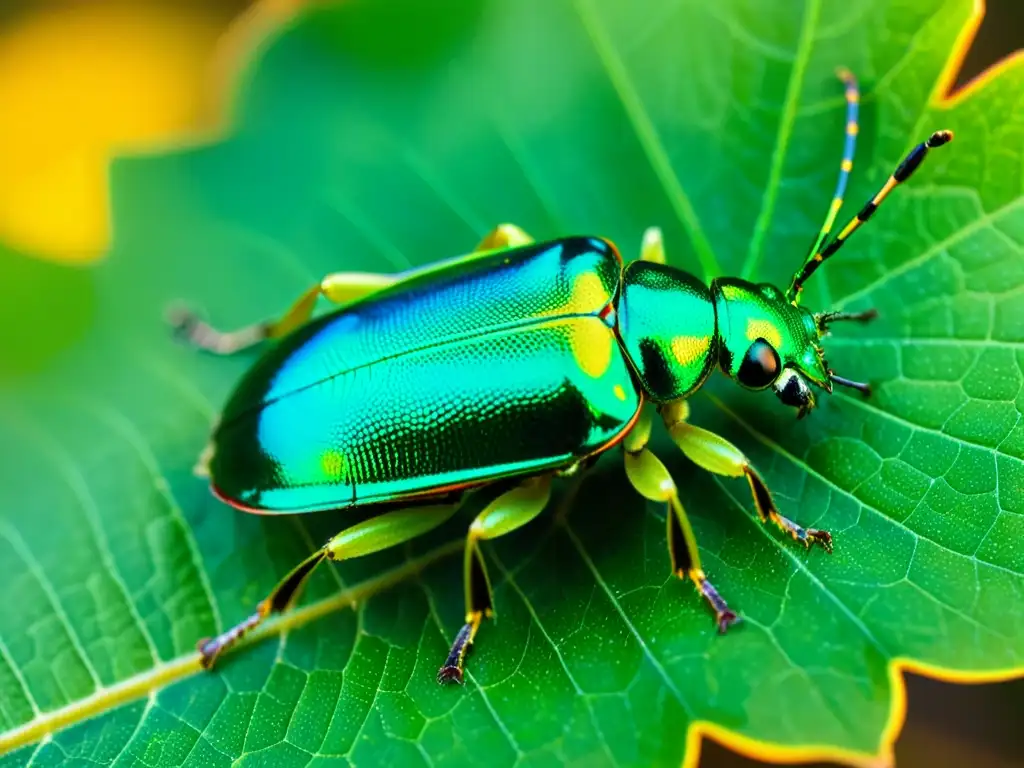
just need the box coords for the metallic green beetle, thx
[174,71,952,684]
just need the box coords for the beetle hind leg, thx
[175,223,533,356]
[622,408,739,632]
[198,503,459,669]
[198,549,322,667]
[437,474,552,685]
[170,270,397,355]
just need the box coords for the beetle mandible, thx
[173,70,952,684]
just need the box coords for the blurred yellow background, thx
[0,0,1018,268]
[0,0,261,262]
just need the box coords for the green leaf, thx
[2,0,1022,765]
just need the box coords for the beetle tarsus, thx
[437,616,479,685]
[691,570,740,634]
[437,665,465,685]
[804,528,834,554]
[777,516,833,554]
[167,303,268,355]
[715,608,740,634]
[197,604,267,669]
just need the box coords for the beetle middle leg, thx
[437,474,552,685]
[622,408,739,632]
[661,400,833,552]
[198,503,459,669]
[170,270,396,355]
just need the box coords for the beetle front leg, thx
[622,409,739,632]
[170,271,396,355]
[437,474,552,685]
[661,400,833,552]
[199,503,459,669]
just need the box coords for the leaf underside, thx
[1,0,1022,766]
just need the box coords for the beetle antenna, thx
[789,129,953,303]
[798,68,860,283]
[816,308,878,331]
[830,374,872,397]
[787,72,954,303]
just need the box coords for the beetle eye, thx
[737,338,781,389]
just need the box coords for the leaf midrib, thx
[0,540,462,756]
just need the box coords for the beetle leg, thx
[622,408,739,632]
[169,271,396,355]
[473,223,534,252]
[639,226,667,264]
[175,224,532,355]
[661,400,833,552]
[437,474,552,685]
[198,503,459,669]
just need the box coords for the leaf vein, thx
[712,394,1021,579]
[560,519,695,717]
[0,520,103,689]
[0,636,40,718]
[5,412,162,666]
[571,0,719,279]
[741,0,822,280]
[419,584,523,755]
[833,196,1024,309]
[835,392,1024,482]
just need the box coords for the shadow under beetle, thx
[172,70,952,684]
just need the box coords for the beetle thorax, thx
[615,261,718,403]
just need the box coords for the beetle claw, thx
[715,609,740,634]
[806,528,834,554]
[436,665,465,685]
[196,638,219,669]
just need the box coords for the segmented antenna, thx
[786,70,954,304]
[801,68,860,270]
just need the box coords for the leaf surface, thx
[1,1,1022,766]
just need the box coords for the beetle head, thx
[711,278,873,418]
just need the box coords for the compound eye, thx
[737,338,781,389]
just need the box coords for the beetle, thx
[173,70,952,684]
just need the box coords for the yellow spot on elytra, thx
[848,90,859,104]
[745,319,782,350]
[670,335,711,367]
[569,320,614,378]
[571,272,611,312]
[320,449,347,479]
[540,271,613,318]
[846,121,859,136]
[613,384,627,401]
[841,159,853,172]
